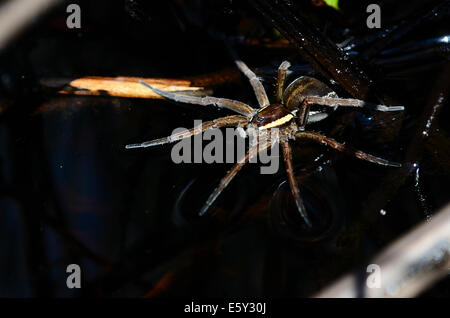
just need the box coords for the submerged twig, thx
[42,77,204,99]
[40,68,241,99]
[0,0,64,51]
[314,202,450,298]
[248,0,380,101]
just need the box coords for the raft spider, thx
[126,58,403,227]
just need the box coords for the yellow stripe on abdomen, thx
[259,114,293,130]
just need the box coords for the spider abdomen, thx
[283,76,338,123]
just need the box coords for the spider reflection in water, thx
[126,58,403,227]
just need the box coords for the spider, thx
[126,57,403,227]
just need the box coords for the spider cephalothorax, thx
[251,103,294,129]
[126,59,403,227]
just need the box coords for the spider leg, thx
[139,81,255,117]
[280,139,312,227]
[199,139,272,216]
[304,96,404,112]
[276,61,291,103]
[227,48,270,108]
[294,131,402,167]
[296,96,403,128]
[125,115,249,149]
[297,98,311,128]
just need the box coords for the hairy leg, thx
[297,98,310,127]
[281,139,312,227]
[295,131,402,167]
[125,115,249,149]
[199,139,272,216]
[227,48,270,108]
[276,61,291,103]
[139,81,255,117]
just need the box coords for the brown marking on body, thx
[252,103,294,129]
